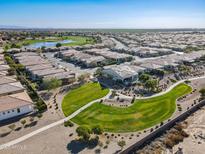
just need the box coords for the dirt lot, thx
[0,88,64,144]
[173,108,205,154]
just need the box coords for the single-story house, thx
[0,94,33,121]
[102,64,145,86]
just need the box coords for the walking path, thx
[0,90,112,150]
[1,76,205,150]
[119,75,205,100]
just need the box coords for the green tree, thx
[76,126,91,141]
[199,89,205,98]
[42,78,62,91]
[10,43,20,48]
[94,68,103,77]
[41,46,46,50]
[178,65,191,73]
[20,119,26,126]
[8,68,16,75]
[56,43,62,48]
[145,79,158,92]
[117,140,126,150]
[4,56,14,65]
[4,45,9,50]
[92,125,103,135]
[139,73,150,83]
[14,64,25,71]
[77,73,90,82]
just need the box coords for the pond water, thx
[26,40,74,49]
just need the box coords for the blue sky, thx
[0,0,205,28]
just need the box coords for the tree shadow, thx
[67,139,98,154]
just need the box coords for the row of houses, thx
[128,47,174,58]
[111,32,205,53]
[101,50,205,86]
[84,48,133,64]
[7,45,71,53]
[57,49,106,68]
[0,48,34,121]
[13,52,75,84]
[57,48,133,68]
[140,50,205,70]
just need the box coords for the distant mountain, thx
[0,25,27,29]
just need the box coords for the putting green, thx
[72,83,192,132]
[62,82,109,116]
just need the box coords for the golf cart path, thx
[120,76,205,100]
[0,90,112,150]
[1,75,205,150]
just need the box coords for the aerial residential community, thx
[0,0,205,154]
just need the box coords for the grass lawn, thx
[62,82,109,116]
[72,83,192,132]
[61,36,96,46]
[4,36,96,49]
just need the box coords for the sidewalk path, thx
[119,75,205,100]
[1,76,205,150]
[0,90,112,150]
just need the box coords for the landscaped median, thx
[71,83,192,133]
[62,82,110,116]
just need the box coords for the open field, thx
[62,82,109,116]
[72,83,192,132]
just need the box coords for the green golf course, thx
[22,36,95,46]
[4,36,96,49]
[62,82,110,116]
[71,83,192,132]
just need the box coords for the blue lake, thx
[26,40,74,49]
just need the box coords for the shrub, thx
[117,140,126,150]
[89,136,99,146]
[20,119,26,125]
[92,125,103,135]
[174,124,183,131]
[95,149,101,154]
[76,126,91,141]
[8,124,16,130]
[180,130,189,137]
[42,78,62,91]
[131,96,135,104]
[64,120,74,127]
[170,78,177,83]
[185,80,191,84]
[37,113,43,118]
[164,139,175,149]
[103,145,108,149]
[29,117,34,122]
[98,141,103,147]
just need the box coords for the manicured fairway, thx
[72,83,192,132]
[61,36,96,46]
[62,82,109,116]
[4,36,95,49]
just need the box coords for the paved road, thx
[1,75,205,150]
[0,90,112,150]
